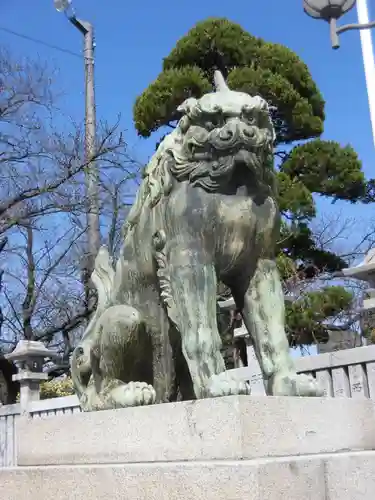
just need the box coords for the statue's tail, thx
[70,347,86,400]
[71,247,115,400]
[78,246,115,344]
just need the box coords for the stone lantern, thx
[341,249,375,342]
[5,340,59,413]
[342,249,375,294]
[218,296,266,394]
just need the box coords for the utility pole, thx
[54,1,100,311]
[79,18,101,309]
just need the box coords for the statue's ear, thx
[177,97,198,116]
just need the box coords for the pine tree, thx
[133,18,373,347]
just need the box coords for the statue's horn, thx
[213,70,229,92]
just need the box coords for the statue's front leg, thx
[237,259,323,397]
[166,240,250,399]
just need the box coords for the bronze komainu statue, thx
[71,71,322,411]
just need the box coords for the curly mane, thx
[123,126,184,233]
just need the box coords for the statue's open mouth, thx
[185,122,271,168]
[187,141,265,171]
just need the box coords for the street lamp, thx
[303,0,375,49]
[53,0,100,309]
[304,1,375,147]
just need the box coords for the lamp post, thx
[53,0,100,309]
[303,0,375,49]
[304,0,375,147]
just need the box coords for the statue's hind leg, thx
[165,240,250,399]
[234,259,323,397]
[97,305,156,408]
[77,304,156,411]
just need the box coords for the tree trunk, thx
[0,356,19,404]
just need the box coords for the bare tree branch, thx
[0,48,140,371]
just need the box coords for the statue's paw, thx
[270,372,323,397]
[206,371,251,398]
[110,381,157,408]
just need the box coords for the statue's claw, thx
[206,371,251,398]
[110,381,157,408]
[269,372,323,397]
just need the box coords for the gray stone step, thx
[1,451,375,499]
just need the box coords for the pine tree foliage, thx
[133,18,372,345]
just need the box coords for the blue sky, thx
[2,0,374,355]
[1,0,374,166]
[1,0,375,248]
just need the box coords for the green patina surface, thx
[71,72,322,412]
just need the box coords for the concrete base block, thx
[17,396,375,466]
[1,452,375,499]
[2,396,375,499]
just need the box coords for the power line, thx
[0,25,82,59]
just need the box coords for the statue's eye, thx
[243,113,256,125]
[206,113,224,129]
[242,105,257,125]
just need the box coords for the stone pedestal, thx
[1,396,375,499]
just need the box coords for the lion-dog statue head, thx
[126,70,276,231]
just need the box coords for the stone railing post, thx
[5,340,59,415]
